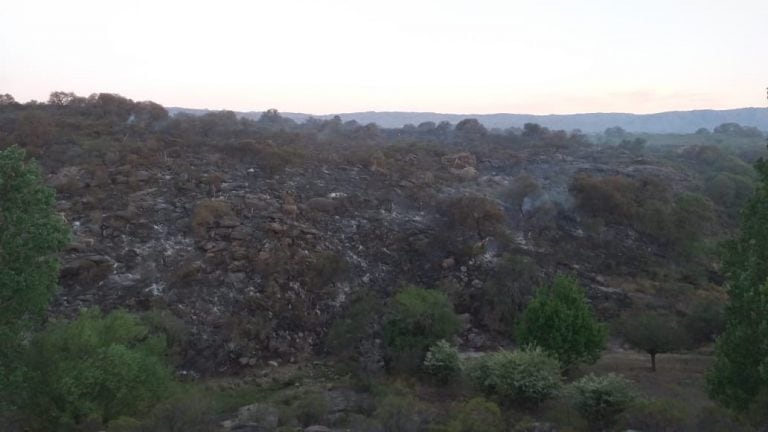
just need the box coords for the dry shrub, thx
[442,195,506,240]
[190,199,234,239]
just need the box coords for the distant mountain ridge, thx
[168,106,768,134]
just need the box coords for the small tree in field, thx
[516,275,607,370]
[618,312,689,372]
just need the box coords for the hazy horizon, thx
[2,0,767,115]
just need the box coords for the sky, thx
[1,0,767,115]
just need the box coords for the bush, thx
[440,398,504,432]
[423,340,461,384]
[694,405,753,432]
[441,195,506,241]
[374,391,432,432]
[465,347,561,408]
[478,253,537,335]
[16,308,172,430]
[568,373,636,430]
[383,287,461,372]
[516,275,606,369]
[617,399,690,432]
[290,391,330,427]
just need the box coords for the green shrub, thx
[290,391,330,427]
[17,308,172,430]
[325,292,384,381]
[383,287,461,372]
[567,373,636,430]
[374,392,432,432]
[516,275,606,369]
[423,340,461,384]
[694,405,753,432]
[617,398,690,432]
[465,347,561,408]
[441,398,504,432]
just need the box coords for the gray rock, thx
[235,403,279,430]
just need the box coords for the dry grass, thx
[578,349,715,413]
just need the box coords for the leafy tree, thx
[48,91,79,107]
[465,347,561,408]
[383,287,461,372]
[16,308,172,430]
[516,276,606,369]
[708,152,768,411]
[568,373,637,430]
[455,118,487,142]
[0,94,17,105]
[0,146,69,405]
[618,312,689,372]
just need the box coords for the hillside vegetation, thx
[0,91,766,431]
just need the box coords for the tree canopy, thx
[383,287,461,372]
[516,275,606,369]
[0,146,69,332]
[619,312,689,372]
[0,145,70,411]
[707,152,768,411]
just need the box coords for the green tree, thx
[619,312,689,372]
[0,146,69,408]
[708,153,768,411]
[516,275,606,369]
[17,308,172,430]
[383,287,461,372]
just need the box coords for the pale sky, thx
[1,0,766,114]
